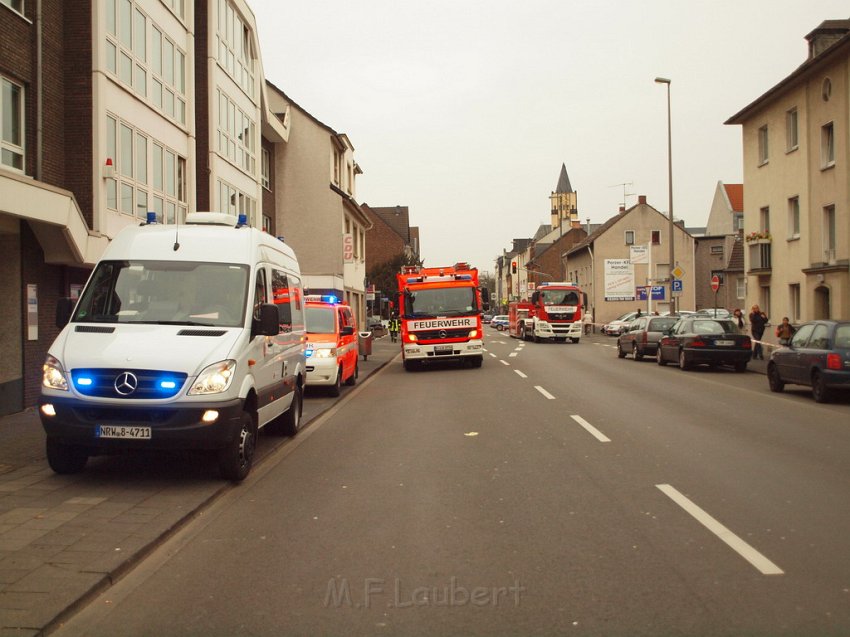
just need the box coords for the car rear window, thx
[648,318,677,332]
[693,319,737,335]
[836,325,850,349]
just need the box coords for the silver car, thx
[617,316,679,359]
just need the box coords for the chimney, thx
[638,195,647,205]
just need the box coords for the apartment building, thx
[0,0,289,415]
[726,19,850,321]
[266,83,370,325]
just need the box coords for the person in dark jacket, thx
[775,317,797,346]
[749,304,768,360]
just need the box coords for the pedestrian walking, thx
[389,314,400,343]
[749,304,769,360]
[583,309,594,335]
[775,316,797,346]
[733,308,745,330]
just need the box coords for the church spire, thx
[555,163,573,194]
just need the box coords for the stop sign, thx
[710,275,720,292]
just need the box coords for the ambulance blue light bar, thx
[305,294,339,304]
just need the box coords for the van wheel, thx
[403,358,419,372]
[329,367,342,396]
[520,325,527,340]
[469,356,483,368]
[345,362,358,386]
[279,385,303,436]
[218,411,255,482]
[46,439,88,474]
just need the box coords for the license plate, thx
[715,340,734,347]
[434,344,453,353]
[96,425,151,439]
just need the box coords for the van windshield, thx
[404,286,477,318]
[72,260,249,327]
[305,307,336,334]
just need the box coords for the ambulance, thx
[304,295,358,395]
[39,212,306,482]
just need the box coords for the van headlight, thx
[189,360,236,395]
[313,347,337,358]
[42,355,69,391]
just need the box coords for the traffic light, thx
[511,261,517,274]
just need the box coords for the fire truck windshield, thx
[540,289,580,306]
[405,287,476,318]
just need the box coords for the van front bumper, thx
[38,395,246,452]
[305,356,340,386]
[402,340,483,361]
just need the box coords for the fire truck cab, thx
[396,263,487,371]
[304,295,358,395]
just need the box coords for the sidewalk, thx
[0,335,400,636]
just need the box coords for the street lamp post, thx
[655,76,675,313]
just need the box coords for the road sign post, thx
[711,274,720,313]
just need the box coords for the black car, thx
[617,316,679,360]
[767,320,850,403]
[657,318,751,372]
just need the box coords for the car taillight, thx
[690,338,706,347]
[827,353,842,370]
[742,337,751,348]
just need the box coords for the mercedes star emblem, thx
[114,371,139,396]
[439,330,447,339]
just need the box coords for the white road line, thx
[656,484,784,576]
[514,370,527,378]
[508,352,518,357]
[500,360,510,366]
[534,386,555,399]
[489,352,498,358]
[570,414,611,443]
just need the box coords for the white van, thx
[39,212,306,481]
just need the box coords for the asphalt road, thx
[55,333,850,636]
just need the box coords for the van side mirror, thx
[253,303,280,337]
[340,325,355,337]
[56,297,75,328]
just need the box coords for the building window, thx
[332,149,342,186]
[789,284,800,323]
[736,277,746,300]
[261,147,270,189]
[105,1,187,124]
[759,206,770,233]
[821,122,835,168]
[758,125,768,165]
[651,230,660,245]
[162,0,184,19]
[1,0,24,15]
[787,196,800,239]
[216,0,255,98]
[217,89,256,174]
[785,108,798,151]
[733,213,744,232]
[218,179,257,226]
[823,204,836,263]
[710,245,724,255]
[1,77,24,171]
[624,230,635,245]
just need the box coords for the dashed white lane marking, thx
[534,386,555,399]
[500,360,510,366]
[489,352,498,358]
[570,414,611,443]
[514,370,527,378]
[508,352,518,357]
[656,484,784,576]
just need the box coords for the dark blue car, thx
[767,320,850,403]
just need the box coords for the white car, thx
[602,311,641,336]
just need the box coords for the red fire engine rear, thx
[396,263,487,371]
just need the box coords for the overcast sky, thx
[249,0,848,275]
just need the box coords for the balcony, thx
[748,242,772,273]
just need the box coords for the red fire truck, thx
[508,281,585,343]
[396,263,489,371]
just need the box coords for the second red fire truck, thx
[396,263,489,371]
[509,281,586,343]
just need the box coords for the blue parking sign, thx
[672,279,683,292]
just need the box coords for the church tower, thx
[549,163,578,231]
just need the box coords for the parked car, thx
[656,317,751,372]
[490,315,509,330]
[482,313,494,325]
[602,311,641,336]
[617,316,680,360]
[766,320,850,403]
[695,308,732,319]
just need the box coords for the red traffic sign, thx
[710,275,720,292]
